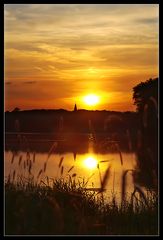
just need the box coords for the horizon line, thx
[5,108,136,113]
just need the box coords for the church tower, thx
[74,103,77,112]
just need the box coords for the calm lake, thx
[5,133,150,203]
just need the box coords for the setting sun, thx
[84,156,98,169]
[83,94,100,106]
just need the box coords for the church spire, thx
[74,103,77,112]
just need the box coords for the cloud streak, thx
[23,81,37,84]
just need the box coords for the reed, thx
[47,142,58,160]
[60,166,64,176]
[113,169,115,194]
[37,169,42,179]
[23,160,26,170]
[58,157,64,168]
[18,155,22,166]
[121,169,133,204]
[43,162,47,173]
[133,185,149,208]
[28,160,32,174]
[5,177,158,235]
[33,152,36,163]
[99,165,111,193]
[115,143,123,165]
[68,166,74,173]
[11,152,15,164]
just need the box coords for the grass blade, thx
[47,142,58,160]
[58,157,64,168]
[99,165,111,193]
[60,166,64,175]
[68,166,74,173]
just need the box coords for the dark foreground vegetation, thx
[5,178,158,235]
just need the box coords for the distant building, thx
[74,103,77,112]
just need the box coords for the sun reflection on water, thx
[83,156,98,169]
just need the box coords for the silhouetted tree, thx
[133,78,158,190]
[12,107,20,112]
[133,78,158,113]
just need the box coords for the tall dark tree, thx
[133,78,158,113]
[133,78,158,190]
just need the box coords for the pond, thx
[4,133,152,204]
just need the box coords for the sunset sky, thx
[4,4,159,111]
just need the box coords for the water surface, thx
[5,143,137,203]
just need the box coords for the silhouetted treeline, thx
[5,109,139,133]
[5,109,139,134]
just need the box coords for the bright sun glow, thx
[83,94,100,106]
[84,156,98,169]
